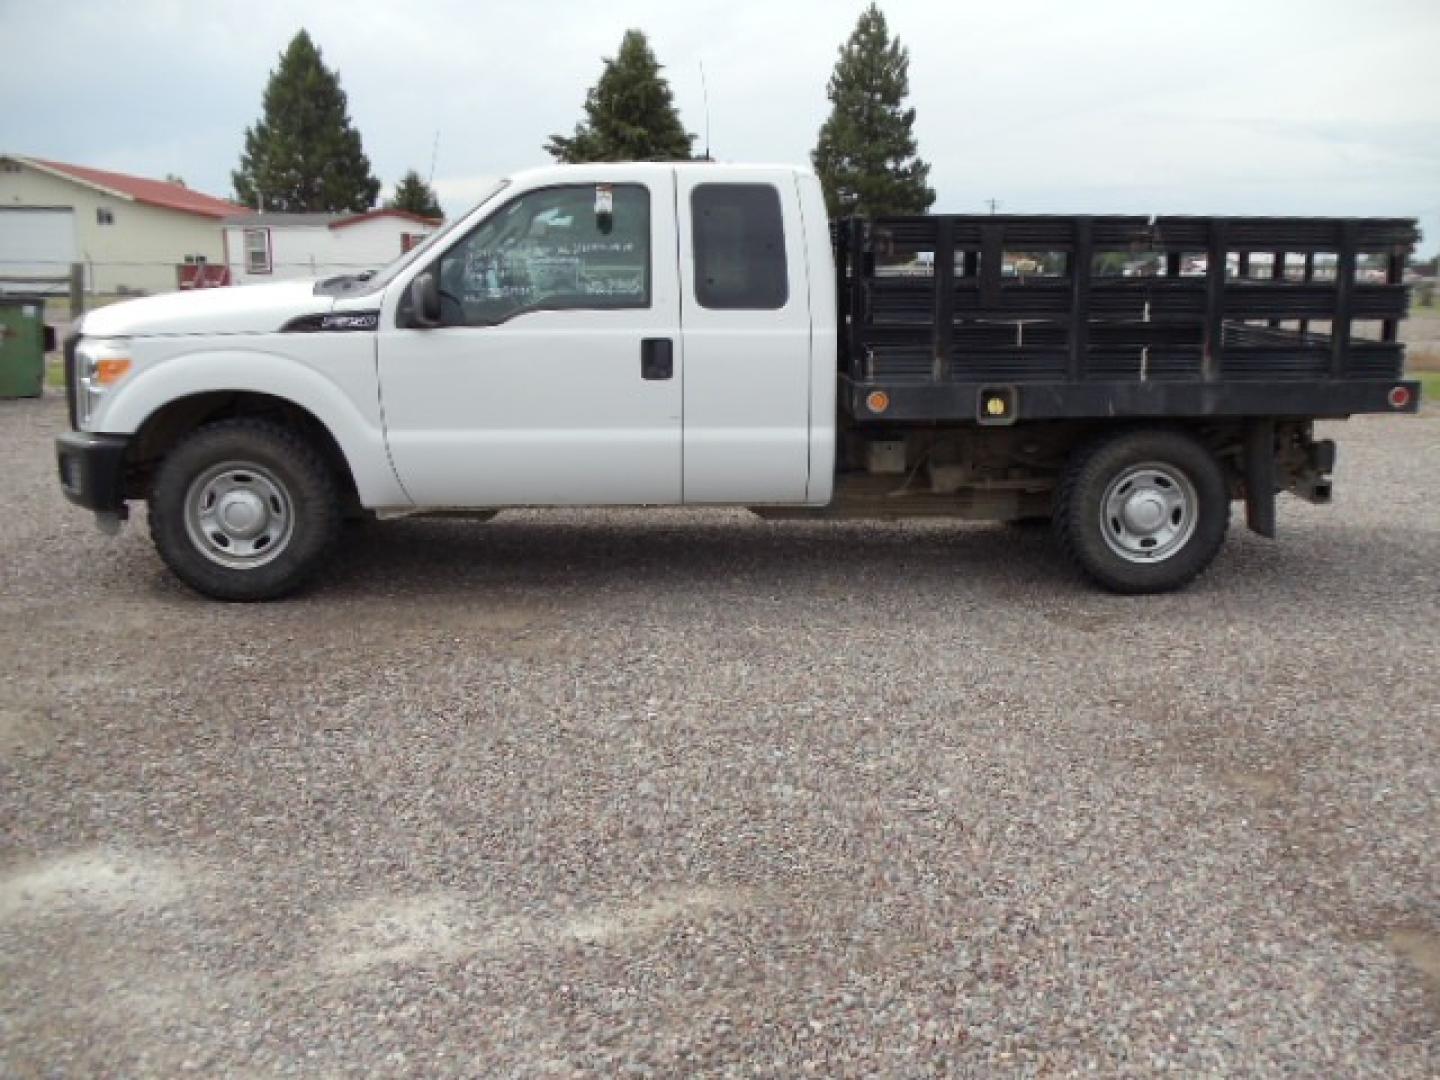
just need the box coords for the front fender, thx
[96,345,411,508]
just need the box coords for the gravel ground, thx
[1,393,1437,1077]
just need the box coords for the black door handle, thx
[641,338,673,380]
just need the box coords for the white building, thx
[222,210,442,286]
[0,155,238,294]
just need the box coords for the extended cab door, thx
[676,169,813,503]
[376,168,681,506]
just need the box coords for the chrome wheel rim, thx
[184,461,294,569]
[1100,462,1198,563]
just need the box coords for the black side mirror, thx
[409,272,442,328]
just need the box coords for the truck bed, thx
[833,214,1421,423]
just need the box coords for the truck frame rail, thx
[834,214,1421,424]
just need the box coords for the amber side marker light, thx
[866,390,890,414]
[95,358,132,385]
[976,387,1018,425]
[1388,385,1412,409]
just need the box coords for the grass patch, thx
[1416,371,1440,405]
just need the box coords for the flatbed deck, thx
[834,214,1421,423]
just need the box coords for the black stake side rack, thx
[832,214,1421,424]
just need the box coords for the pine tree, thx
[232,30,381,212]
[386,170,443,218]
[546,30,694,163]
[812,5,934,218]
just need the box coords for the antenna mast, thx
[699,60,712,161]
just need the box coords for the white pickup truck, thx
[56,162,1420,600]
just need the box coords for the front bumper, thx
[56,431,130,512]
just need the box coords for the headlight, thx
[76,339,132,428]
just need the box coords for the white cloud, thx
[1,0,1435,249]
[430,173,503,211]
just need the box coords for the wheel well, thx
[125,391,361,512]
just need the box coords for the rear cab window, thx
[691,183,788,310]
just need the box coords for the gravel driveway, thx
[2,394,1437,1076]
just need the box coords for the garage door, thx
[0,208,77,294]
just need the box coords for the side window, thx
[436,184,650,326]
[692,183,787,310]
[244,228,271,274]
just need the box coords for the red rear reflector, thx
[1388,385,1411,409]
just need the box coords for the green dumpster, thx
[0,296,47,399]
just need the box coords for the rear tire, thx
[148,419,342,601]
[1054,427,1229,594]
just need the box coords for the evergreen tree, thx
[812,5,934,218]
[386,170,443,218]
[546,30,694,162]
[232,30,381,212]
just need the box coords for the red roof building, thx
[1,153,241,294]
[21,157,241,218]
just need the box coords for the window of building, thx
[691,183,788,310]
[96,207,115,225]
[244,228,272,274]
[401,232,426,253]
[182,254,208,265]
[436,184,649,326]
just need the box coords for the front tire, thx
[1054,427,1229,594]
[148,419,342,601]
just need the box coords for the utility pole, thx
[985,198,1001,215]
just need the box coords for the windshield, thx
[312,178,511,298]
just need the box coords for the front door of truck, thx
[376,170,682,506]
[676,169,813,503]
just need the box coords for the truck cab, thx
[373,163,834,508]
[58,163,835,599]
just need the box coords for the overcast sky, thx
[2,0,1436,252]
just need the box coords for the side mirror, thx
[409,272,442,328]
